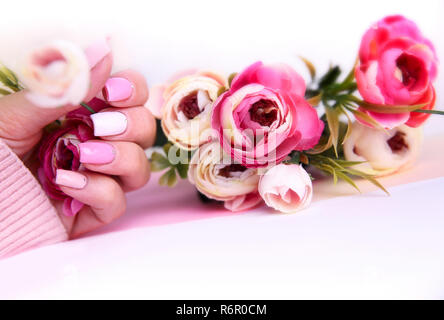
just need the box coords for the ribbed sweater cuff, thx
[0,139,68,258]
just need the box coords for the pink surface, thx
[89,133,444,238]
[88,174,238,237]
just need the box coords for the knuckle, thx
[138,108,156,148]
[99,180,124,210]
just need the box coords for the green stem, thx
[80,102,96,114]
[413,109,444,116]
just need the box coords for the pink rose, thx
[38,98,106,216]
[258,164,312,213]
[211,61,324,168]
[224,192,263,212]
[355,15,438,128]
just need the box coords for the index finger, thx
[101,69,149,107]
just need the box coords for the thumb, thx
[0,40,113,137]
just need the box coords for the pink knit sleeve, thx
[0,139,68,258]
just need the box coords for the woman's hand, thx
[0,53,156,238]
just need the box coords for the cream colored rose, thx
[161,71,225,150]
[343,121,423,177]
[188,142,260,207]
[20,40,90,108]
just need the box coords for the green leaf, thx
[305,89,321,99]
[151,152,171,172]
[299,56,316,81]
[217,86,227,97]
[328,82,357,95]
[0,64,21,92]
[343,57,358,84]
[175,163,189,179]
[286,151,301,164]
[154,119,168,147]
[163,142,172,155]
[333,159,366,167]
[319,66,341,89]
[335,171,361,192]
[324,104,340,157]
[350,96,426,114]
[345,168,389,195]
[345,106,387,133]
[307,134,333,155]
[308,154,388,195]
[159,168,178,187]
[228,73,237,87]
[306,94,321,107]
[1,65,19,84]
[0,88,11,96]
[319,164,337,184]
[339,105,353,145]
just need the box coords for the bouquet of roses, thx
[147,15,440,213]
[0,15,440,216]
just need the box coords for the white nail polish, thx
[91,111,128,136]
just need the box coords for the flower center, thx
[396,53,423,88]
[178,91,201,119]
[387,131,408,153]
[218,164,248,178]
[33,48,66,67]
[57,148,75,169]
[249,100,278,127]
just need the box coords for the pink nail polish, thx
[103,77,133,102]
[55,170,87,189]
[79,142,115,164]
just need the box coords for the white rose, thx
[20,40,90,108]
[159,71,226,150]
[343,121,423,177]
[188,142,260,211]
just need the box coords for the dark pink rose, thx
[211,61,324,168]
[38,98,106,216]
[356,15,438,128]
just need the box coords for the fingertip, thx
[103,69,149,107]
[84,53,113,102]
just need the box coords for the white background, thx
[0,0,443,299]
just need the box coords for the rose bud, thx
[343,121,423,177]
[258,164,313,213]
[188,142,262,211]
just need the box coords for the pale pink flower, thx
[20,40,92,108]
[258,164,312,213]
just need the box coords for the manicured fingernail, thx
[85,38,111,68]
[79,142,115,164]
[103,77,133,102]
[91,111,127,136]
[55,170,87,189]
